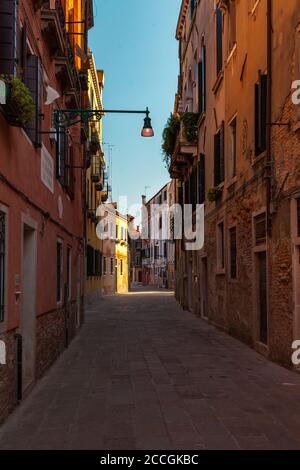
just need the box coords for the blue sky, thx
[89,0,181,212]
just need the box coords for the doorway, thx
[21,223,37,393]
[200,257,208,318]
[257,251,268,344]
[76,254,81,328]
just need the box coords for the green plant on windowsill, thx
[0,75,35,126]
[207,186,223,203]
[181,112,199,143]
[162,113,181,168]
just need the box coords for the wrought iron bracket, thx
[54,109,103,130]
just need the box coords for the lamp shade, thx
[141,110,154,137]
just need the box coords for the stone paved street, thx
[1,289,300,450]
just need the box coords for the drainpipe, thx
[266,0,273,235]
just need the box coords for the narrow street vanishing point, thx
[1,289,300,451]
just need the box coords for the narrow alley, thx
[1,290,300,450]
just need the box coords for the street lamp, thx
[141,107,154,138]
[53,107,154,137]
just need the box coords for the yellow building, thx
[85,52,107,303]
[115,212,129,294]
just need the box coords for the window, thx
[297,199,300,237]
[116,224,119,239]
[190,166,198,211]
[190,0,196,20]
[217,222,225,270]
[254,213,266,245]
[159,215,162,230]
[228,0,236,52]
[163,190,167,202]
[87,244,95,277]
[56,241,63,303]
[154,245,159,259]
[110,258,114,275]
[95,250,102,277]
[158,195,162,205]
[56,129,69,186]
[198,154,205,204]
[229,117,237,179]
[216,7,223,75]
[120,259,123,275]
[164,242,168,259]
[67,247,72,300]
[0,0,17,75]
[255,74,267,157]
[24,53,43,147]
[198,45,206,114]
[229,227,237,279]
[0,211,6,322]
[103,256,107,275]
[214,123,225,186]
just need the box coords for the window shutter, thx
[199,45,206,114]
[220,121,225,183]
[198,61,202,113]
[198,154,205,204]
[24,55,42,147]
[216,8,223,75]
[214,133,220,186]
[255,82,260,156]
[0,0,17,75]
[260,74,267,153]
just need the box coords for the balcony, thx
[91,156,102,183]
[89,128,101,155]
[41,1,81,95]
[169,124,197,178]
[41,0,66,57]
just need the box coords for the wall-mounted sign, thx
[41,144,54,193]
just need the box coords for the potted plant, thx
[162,114,180,168]
[207,186,223,202]
[0,76,35,127]
[181,112,199,143]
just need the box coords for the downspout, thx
[266,0,273,236]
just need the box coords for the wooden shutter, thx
[214,132,221,186]
[198,154,205,204]
[216,8,223,75]
[24,55,42,147]
[260,74,267,153]
[0,0,17,75]
[220,121,225,183]
[199,45,206,114]
[229,227,237,279]
[255,75,267,156]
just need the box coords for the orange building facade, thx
[0,0,94,422]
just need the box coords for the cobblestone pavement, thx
[1,289,300,450]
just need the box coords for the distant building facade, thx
[141,182,175,289]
